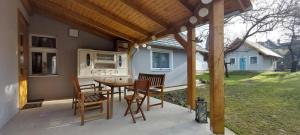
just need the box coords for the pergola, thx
[23,0,252,134]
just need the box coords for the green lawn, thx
[163,71,300,135]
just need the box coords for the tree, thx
[281,0,300,72]
[197,0,295,77]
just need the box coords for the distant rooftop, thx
[227,38,282,58]
[260,39,300,49]
[258,40,280,49]
[279,40,300,47]
[148,35,208,53]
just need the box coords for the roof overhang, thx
[26,0,252,43]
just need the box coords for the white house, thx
[225,38,282,71]
[132,35,208,87]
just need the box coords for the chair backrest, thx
[138,73,165,87]
[71,75,81,98]
[133,80,150,97]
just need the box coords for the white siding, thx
[132,48,207,87]
[225,44,277,71]
[196,52,208,71]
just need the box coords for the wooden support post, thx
[127,43,133,77]
[209,0,225,134]
[174,27,196,109]
[186,27,196,109]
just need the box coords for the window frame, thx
[249,56,258,65]
[29,34,58,76]
[229,57,236,65]
[150,48,173,71]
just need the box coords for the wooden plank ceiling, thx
[28,0,252,42]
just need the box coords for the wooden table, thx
[94,77,134,118]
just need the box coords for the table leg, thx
[98,82,101,91]
[118,87,121,102]
[110,86,114,119]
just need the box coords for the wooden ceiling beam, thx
[21,0,33,16]
[139,16,206,43]
[31,0,137,42]
[119,0,169,28]
[174,33,187,50]
[73,0,151,36]
[177,0,194,14]
[32,7,115,40]
[139,2,209,44]
[236,0,246,11]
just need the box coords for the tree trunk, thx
[291,58,297,72]
[224,61,229,78]
[289,45,297,72]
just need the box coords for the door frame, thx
[239,57,247,71]
[18,9,29,109]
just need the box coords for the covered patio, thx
[0,98,236,135]
[0,0,251,134]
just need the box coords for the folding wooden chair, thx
[124,80,149,123]
[125,73,165,111]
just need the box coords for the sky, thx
[224,22,284,42]
[194,0,291,47]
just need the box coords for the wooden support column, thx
[174,27,196,109]
[127,43,133,77]
[208,0,225,134]
[186,27,196,109]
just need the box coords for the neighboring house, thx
[132,36,208,87]
[261,40,300,71]
[258,39,281,49]
[225,38,282,72]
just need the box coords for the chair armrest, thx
[81,89,111,95]
[80,87,95,91]
[80,84,104,91]
[80,84,95,88]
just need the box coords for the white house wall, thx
[132,47,207,87]
[196,52,208,71]
[0,0,29,129]
[225,45,276,71]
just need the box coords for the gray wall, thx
[225,44,276,71]
[28,14,114,100]
[132,47,207,87]
[0,0,29,129]
[196,52,208,71]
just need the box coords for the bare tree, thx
[197,0,295,77]
[281,1,300,72]
[225,0,293,53]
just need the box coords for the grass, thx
[163,71,300,135]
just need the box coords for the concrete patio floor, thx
[0,97,235,135]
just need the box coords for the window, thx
[250,56,258,64]
[150,49,173,71]
[229,58,236,65]
[32,35,56,48]
[30,34,57,75]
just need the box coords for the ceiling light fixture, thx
[147,46,152,50]
[198,8,209,17]
[142,44,147,48]
[201,0,212,4]
[134,43,139,49]
[180,26,187,32]
[189,16,198,24]
[151,35,156,40]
